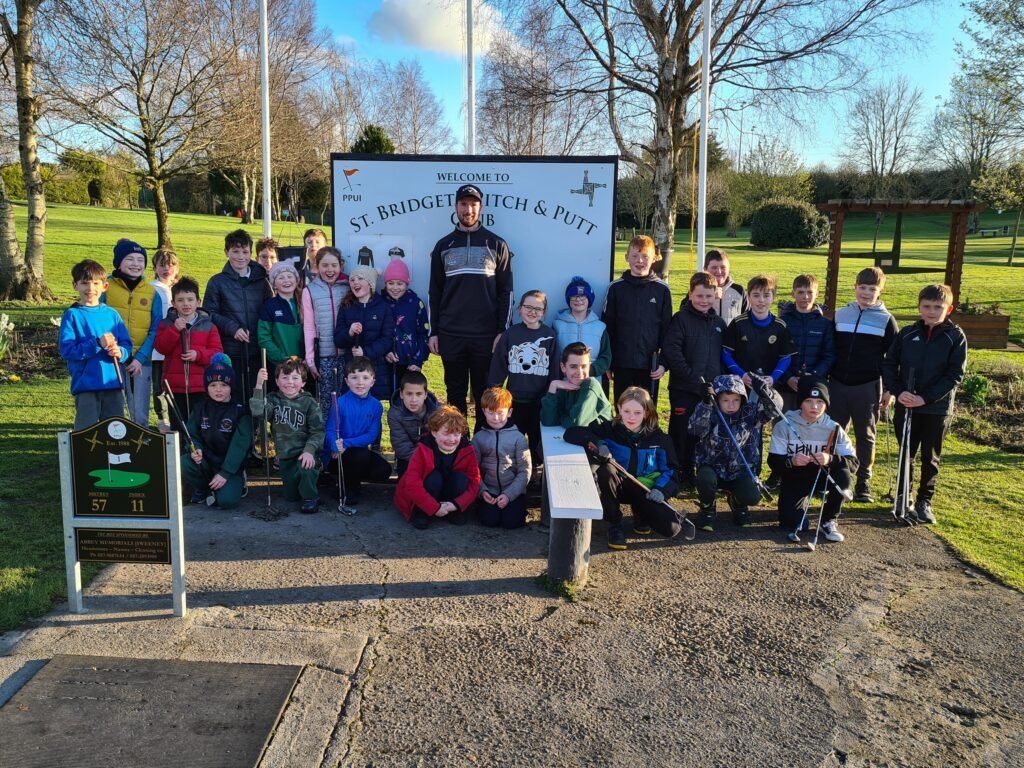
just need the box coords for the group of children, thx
[59,232,967,547]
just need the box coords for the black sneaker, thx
[853,483,873,503]
[695,506,715,532]
[411,509,430,530]
[300,498,320,514]
[607,523,627,550]
[914,499,936,524]
[727,493,751,527]
[446,509,468,525]
[189,488,207,505]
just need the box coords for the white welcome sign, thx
[330,155,618,319]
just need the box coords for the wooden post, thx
[825,210,845,311]
[946,211,968,306]
[547,519,591,584]
[541,426,601,590]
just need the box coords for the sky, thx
[316,0,974,169]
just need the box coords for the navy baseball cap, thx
[455,184,482,202]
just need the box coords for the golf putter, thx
[332,391,357,515]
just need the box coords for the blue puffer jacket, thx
[564,420,680,498]
[779,302,836,379]
[334,294,396,399]
[381,287,429,367]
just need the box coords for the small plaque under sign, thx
[76,528,171,564]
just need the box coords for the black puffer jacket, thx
[663,299,726,396]
[601,271,673,370]
[881,319,967,416]
[203,261,272,358]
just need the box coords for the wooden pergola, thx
[816,199,987,311]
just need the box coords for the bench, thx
[977,228,1001,237]
[541,425,603,586]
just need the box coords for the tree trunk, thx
[0,172,28,300]
[650,110,682,278]
[152,179,173,249]
[2,0,53,301]
[1010,208,1022,267]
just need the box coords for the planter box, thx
[893,313,1010,350]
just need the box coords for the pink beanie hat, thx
[382,259,410,284]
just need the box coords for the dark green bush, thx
[749,198,830,249]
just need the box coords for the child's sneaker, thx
[821,519,845,542]
[300,497,320,514]
[189,488,207,505]
[695,505,715,532]
[607,523,627,550]
[411,509,430,530]
[727,493,751,527]
[633,519,653,535]
[914,499,936,524]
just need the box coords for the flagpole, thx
[466,0,475,154]
[258,0,273,236]
[697,0,712,261]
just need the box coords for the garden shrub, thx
[749,198,830,249]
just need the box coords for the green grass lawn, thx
[0,202,1021,631]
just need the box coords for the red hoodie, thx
[155,309,223,394]
[394,434,481,520]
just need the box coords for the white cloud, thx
[368,0,502,57]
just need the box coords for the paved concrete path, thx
[2,482,1021,767]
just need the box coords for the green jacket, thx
[250,389,325,459]
[257,296,303,366]
[540,377,612,429]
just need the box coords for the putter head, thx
[839,487,855,502]
[805,541,817,551]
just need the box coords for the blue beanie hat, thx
[565,275,595,308]
[113,239,147,269]
[204,353,234,388]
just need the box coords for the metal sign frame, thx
[58,422,186,617]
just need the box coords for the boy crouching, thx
[688,374,781,531]
[767,378,858,543]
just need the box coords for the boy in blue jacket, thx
[324,356,393,505]
[778,274,836,410]
[59,259,133,429]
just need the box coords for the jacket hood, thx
[680,298,719,317]
[164,307,211,323]
[556,307,601,325]
[713,374,747,402]
[620,270,662,285]
[389,389,439,414]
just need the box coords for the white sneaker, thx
[821,519,845,543]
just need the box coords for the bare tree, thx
[478,2,606,155]
[925,75,1018,198]
[43,0,231,248]
[0,0,53,300]
[538,0,930,275]
[365,59,454,154]
[207,0,331,223]
[843,76,923,197]
[962,0,1024,141]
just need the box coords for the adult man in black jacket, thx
[428,184,514,428]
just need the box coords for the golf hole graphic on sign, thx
[70,417,168,519]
